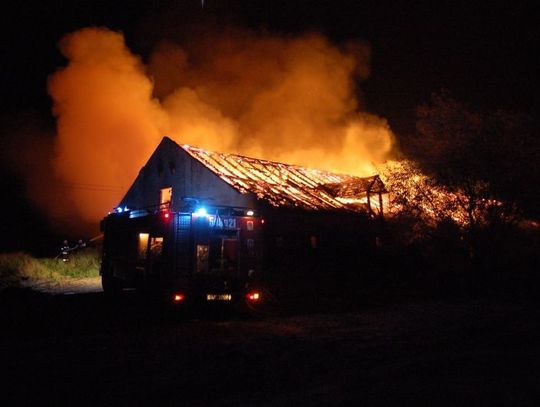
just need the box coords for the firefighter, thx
[60,240,71,262]
[75,239,87,251]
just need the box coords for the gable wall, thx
[119,138,255,211]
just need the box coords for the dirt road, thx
[1,289,539,406]
[20,276,103,295]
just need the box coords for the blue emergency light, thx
[194,207,207,216]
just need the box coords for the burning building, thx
[100,136,386,303]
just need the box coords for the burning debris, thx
[382,160,512,229]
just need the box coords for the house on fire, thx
[100,136,386,299]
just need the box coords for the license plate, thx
[206,293,232,301]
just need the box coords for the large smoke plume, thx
[38,26,394,234]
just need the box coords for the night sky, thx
[1,0,538,254]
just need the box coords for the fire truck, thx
[99,205,264,307]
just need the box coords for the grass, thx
[0,249,100,289]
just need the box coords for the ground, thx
[1,282,539,406]
[20,276,103,295]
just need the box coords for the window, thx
[138,233,149,260]
[150,237,164,257]
[160,187,172,209]
[208,237,238,274]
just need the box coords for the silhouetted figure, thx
[60,240,71,262]
[75,239,87,251]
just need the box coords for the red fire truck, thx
[99,205,264,307]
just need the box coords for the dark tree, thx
[389,91,540,271]
[413,92,539,220]
[481,110,540,219]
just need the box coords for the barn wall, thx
[120,137,255,211]
[261,208,377,271]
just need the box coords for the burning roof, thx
[179,142,386,213]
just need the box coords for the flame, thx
[178,143,385,213]
[381,160,504,228]
[39,26,395,232]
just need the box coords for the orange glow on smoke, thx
[43,27,395,230]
